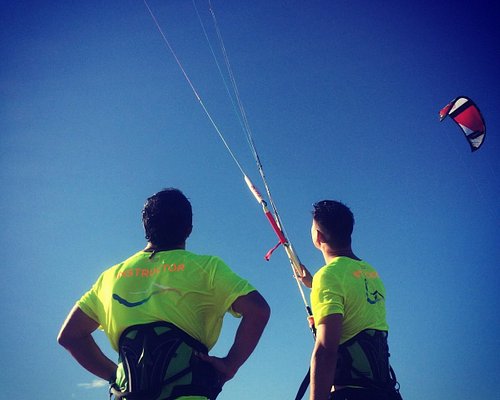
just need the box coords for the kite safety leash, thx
[143,0,316,339]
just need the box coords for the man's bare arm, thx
[310,313,343,400]
[198,290,270,383]
[57,305,117,381]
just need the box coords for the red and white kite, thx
[439,96,486,152]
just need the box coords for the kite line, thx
[143,0,316,338]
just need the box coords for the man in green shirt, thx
[58,188,270,400]
[300,200,402,400]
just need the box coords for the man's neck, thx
[323,246,360,264]
[144,242,185,252]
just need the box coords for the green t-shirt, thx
[311,257,388,344]
[78,250,255,351]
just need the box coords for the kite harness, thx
[109,321,221,400]
[295,329,403,400]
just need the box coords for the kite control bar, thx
[244,175,316,338]
[244,175,302,275]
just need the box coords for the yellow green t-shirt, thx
[311,257,388,344]
[77,250,255,351]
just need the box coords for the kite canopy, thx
[439,96,486,152]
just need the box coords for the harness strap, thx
[294,369,310,400]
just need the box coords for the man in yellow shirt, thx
[58,188,270,399]
[300,200,402,400]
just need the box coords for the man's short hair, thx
[312,200,354,248]
[142,188,193,248]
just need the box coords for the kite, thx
[439,96,486,152]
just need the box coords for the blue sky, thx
[1,1,499,399]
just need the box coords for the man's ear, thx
[312,227,326,249]
[315,229,327,245]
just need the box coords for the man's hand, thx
[298,264,313,288]
[195,353,237,385]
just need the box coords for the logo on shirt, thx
[364,280,384,304]
[353,269,385,305]
[113,283,181,308]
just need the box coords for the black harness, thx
[334,329,397,389]
[295,329,402,400]
[109,321,222,400]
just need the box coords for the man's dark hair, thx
[142,188,193,248]
[312,200,354,248]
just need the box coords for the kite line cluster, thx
[143,0,316,338]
